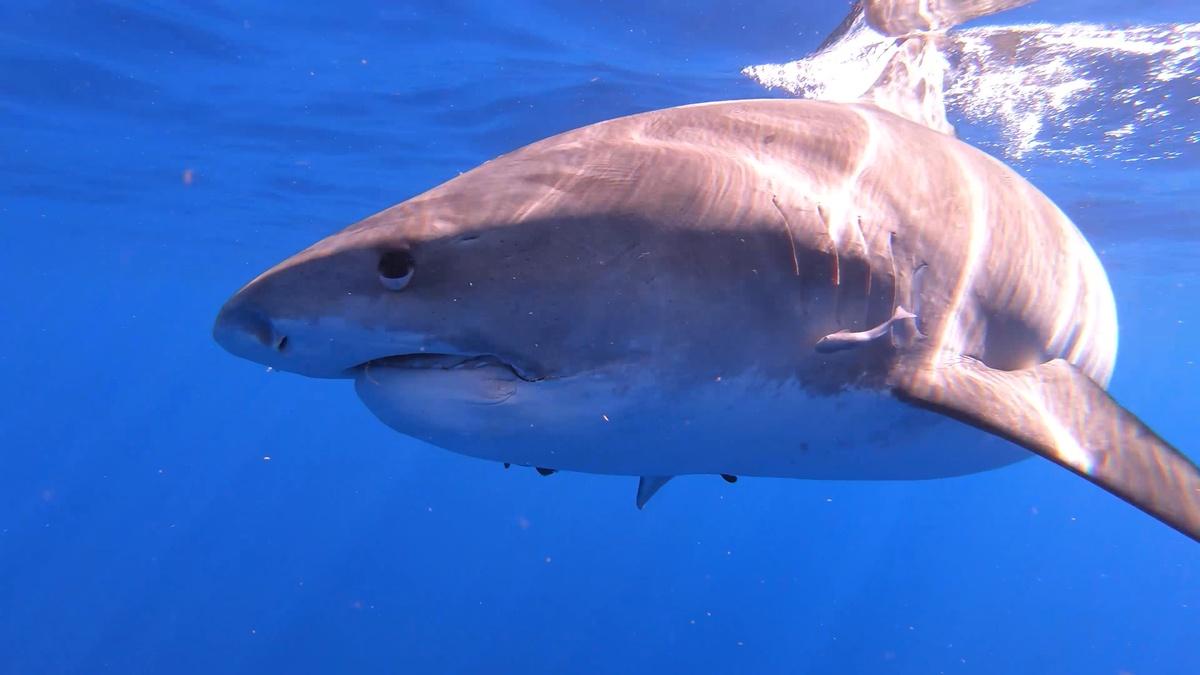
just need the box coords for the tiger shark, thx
[213,0,1200,541]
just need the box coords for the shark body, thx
[213,2,1200,540]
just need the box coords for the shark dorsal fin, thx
[806,1,1034,135]
[861,33,955,135]
[862,0,1035,36]
[859,0,1035,134]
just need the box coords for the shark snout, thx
[212,297,289,367]
[212,290,431,379]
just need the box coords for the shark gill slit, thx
[885,229,899,315]
[771,194,801,277]
[857,216,873,298]
[818,204,841,286]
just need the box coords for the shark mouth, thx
[358,353,542,383]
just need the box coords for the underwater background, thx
[2,1,1198,673]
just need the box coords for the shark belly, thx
[353,364,1028,479]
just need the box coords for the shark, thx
[213,0,1200,541]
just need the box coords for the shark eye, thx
[377,250,415,291]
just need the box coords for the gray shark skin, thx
[213,1,1200,542]
[214,98,1200,541]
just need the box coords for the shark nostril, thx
[213,299,281,357]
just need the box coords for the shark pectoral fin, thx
[636,475,673,509]
[893,357,1200,542]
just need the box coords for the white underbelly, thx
[353,364,1029,479]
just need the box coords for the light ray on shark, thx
[214,0,1200,542]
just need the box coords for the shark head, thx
[211,129,814,467]
[214,200,568,384]
[214,174,641,439]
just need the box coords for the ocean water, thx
[2,1,1199,673]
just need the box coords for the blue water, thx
[2,2,1199,673]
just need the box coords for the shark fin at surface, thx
[862,0,1035,36]
[636,476,673,509]
[744,1,1039,137]
[859,32,955,135]
[893,356,1200,542]
[858,0,1033,134]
